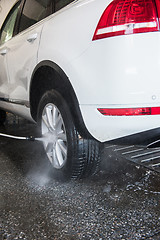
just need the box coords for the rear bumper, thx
[80,104,160,142]
[106,127,160,146]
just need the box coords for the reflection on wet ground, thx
[0,114,160,239]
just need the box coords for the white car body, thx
[0,0,160,143]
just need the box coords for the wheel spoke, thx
[56,116,63,132]
[52,148,60,168]
[46,106,54,130]
[55,114,61,129]
[52,106,59,128]
[47,151,53,164]
[45,142,53,154]
[55,142,65,167]
[42,115,50,129]
[57,140,67,156]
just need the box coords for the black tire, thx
[37,90,102,180]
[0,110,6,125]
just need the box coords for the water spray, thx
[1,131,160,149]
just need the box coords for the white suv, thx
[1,0,160,180]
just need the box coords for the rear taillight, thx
[93,0,159,40]
[97,107,160,115]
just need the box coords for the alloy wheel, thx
[41,103,67,169]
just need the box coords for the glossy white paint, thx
[1,0,160,142]
[80,105,160,142]
[6,24,43,100]
[0,45,9,98]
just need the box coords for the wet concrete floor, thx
[0,114,160,239]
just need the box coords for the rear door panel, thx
[6,24,43,102]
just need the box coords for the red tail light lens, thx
[93,0,159,40]
[98,107,160,115]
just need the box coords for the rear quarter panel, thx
[38,0,110,99]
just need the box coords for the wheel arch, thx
[30,60,92,138]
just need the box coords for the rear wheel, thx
[38,90,101,180]
[0,110,6,125]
